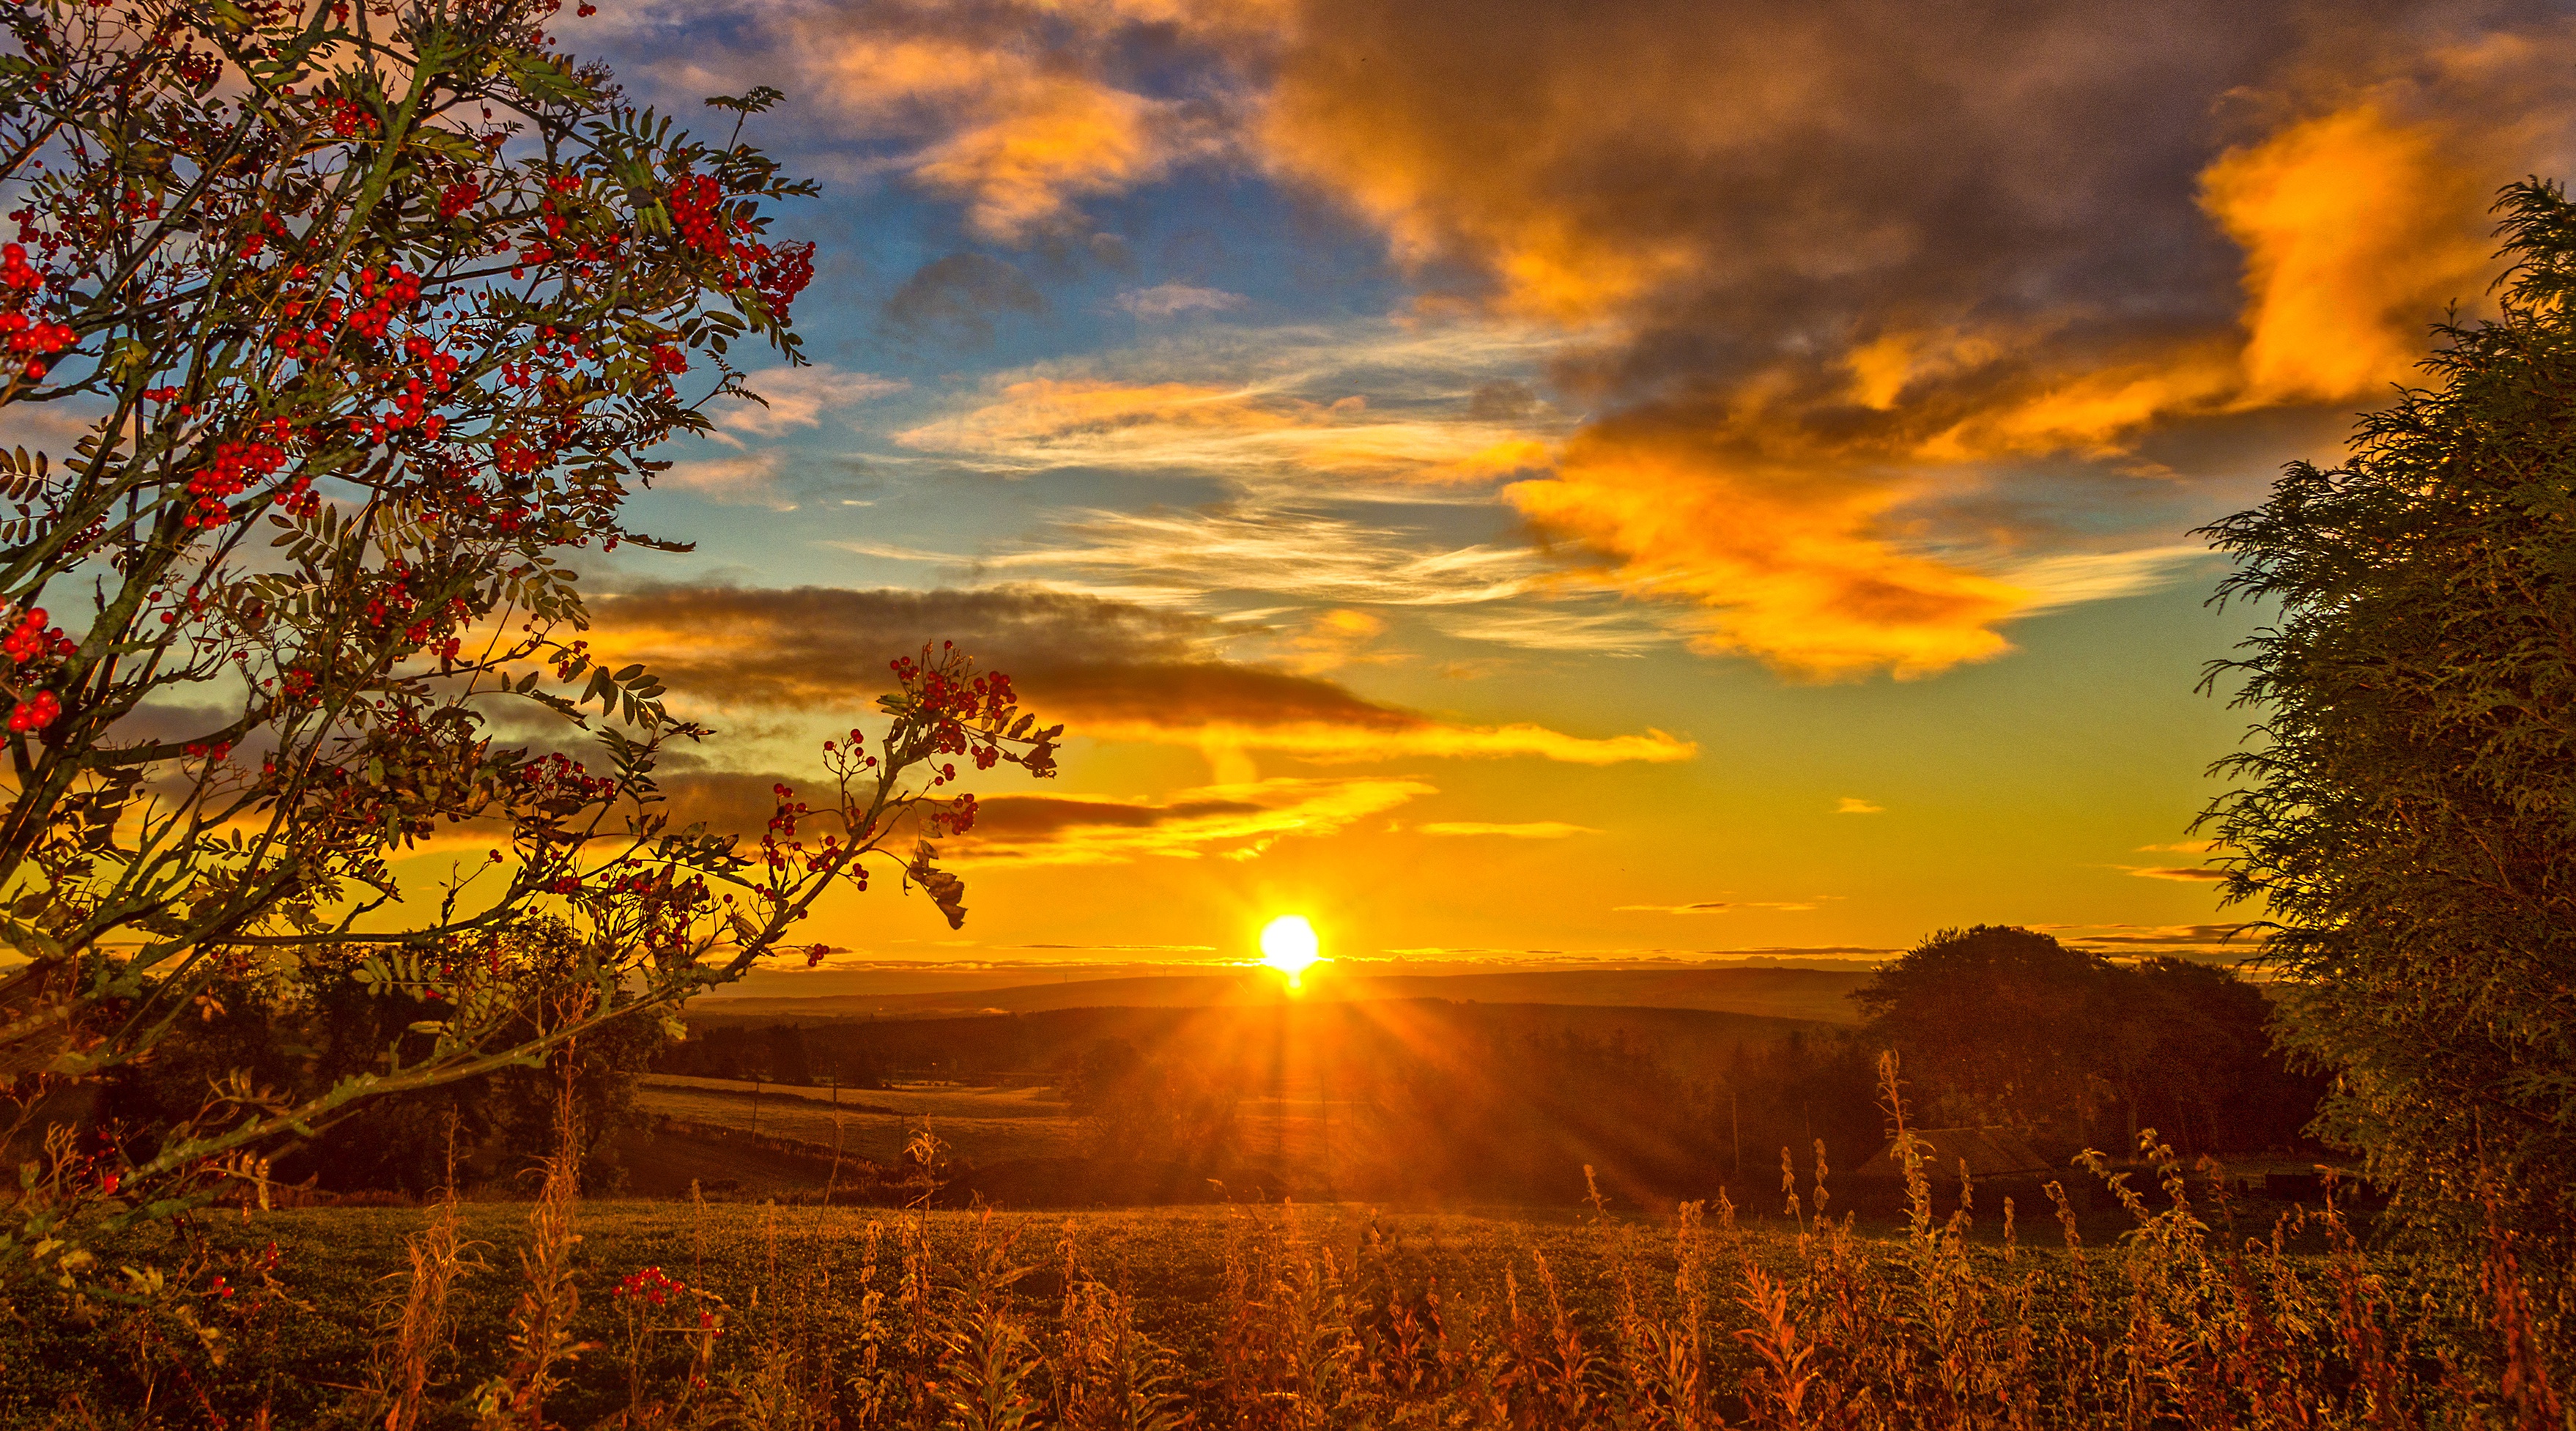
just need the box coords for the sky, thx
[492,0,2576,972]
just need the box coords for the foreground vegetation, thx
[6,1080,2560,1431]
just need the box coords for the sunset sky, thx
[519,0,2576,973]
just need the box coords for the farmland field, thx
[634,1075,1087,1167]
[0,1180,2437,1431]
[631,1074,1369,1190]
[0,1198,1681,1427]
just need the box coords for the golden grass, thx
[10,1054,2563,1429]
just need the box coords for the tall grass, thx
[21,1054,2560,1429]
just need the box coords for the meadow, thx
[4,1096,2538,1431]
[627,1075,1368,1199]
[633,1077,1088,1172]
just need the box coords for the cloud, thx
[641,1,2576,681]
[1511,413,2032,678]
[654,454,799,510]
[2200,104,2493,405]
[582,584,1695,765]
[2136,839,2223,854]
[645,769,1428,865]
[1835,797,1884,815]
[1281,607,1388,672]
[2059,922,2257,947]
[2122,865,2229,882]
[1415,821,1597,837]
[1116,283,1248,317]
[1425,604,1669,654]
[958,776,1430,863]
[897,376,1552,484]
[1242,0,2576,677]
[775,2,1242,243]
[884,253,1046,345]
[714,365,908,440]
[899,503,1550,610]
[2005,545,2222,613]
[1613,899,1821,914]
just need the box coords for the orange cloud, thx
[786,11,1219,243]
[636,769,1427,867]
[1281,607,1388,673]
[897,377,1554,484]
[1509,414,2027,680]
[2202,105,2492,405]
[2124,865,2229,883]
[1076,718,1695,765]
[952,775,1432,864]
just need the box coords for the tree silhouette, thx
[2199,177,2576,1344]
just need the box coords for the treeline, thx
[86,925,670,1197]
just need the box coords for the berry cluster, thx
[313,95,378,139]
[511,750,620,816]
[754,242,814,314]
[344,263,421,340]
[665,171,814,319]
[668,174,728,255]
[614,1265,685,1307]
[3,606,75,733]
[0,243,75,379]
[437,180,481,221]
[183,430,292,529]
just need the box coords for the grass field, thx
[0,1197,1706,1427]
[630,1075,1366,1194]
[634,1076,1087,1169]
[4,1134,2517,1430]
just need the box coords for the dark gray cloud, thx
[882,252,1046,346]
[583,583,1694,762]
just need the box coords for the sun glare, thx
[1259,914,1322,987]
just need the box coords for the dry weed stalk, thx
[473,1081,591,1430]
[371,1167,486,1431]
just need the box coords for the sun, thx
[1258,915,1322,986]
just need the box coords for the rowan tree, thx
[0,0,1058,1292]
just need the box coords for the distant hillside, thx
[697,966,1873,1026]
[667,998,1832,1090]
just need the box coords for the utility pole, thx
[1731,1088,1742,1180]
[752,1075,761,1134]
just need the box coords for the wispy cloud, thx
[961,506,1546,608]
[713,364,908,441]
[1426,604,1672,654]
[1614,899,1822,914]
[2007,545,2222,614]
[955,777,1432,864]
[1116,283,1248,317]
[655,454,799,510]
[1417,821,1598,837]
[1835,797,1884,815]
[896,377,1551,486]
